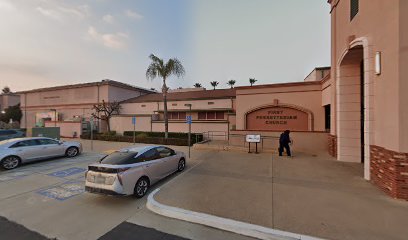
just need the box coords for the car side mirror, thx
[58,140,63,145]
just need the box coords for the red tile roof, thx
[16,79,154,94]
[122,88,236,103]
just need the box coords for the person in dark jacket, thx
[279,130,292,156]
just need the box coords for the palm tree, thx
[227,80,236,89]
[193,83,202,88]
[249,78,257,86]
[146,54,185,138]
[210,81,219,90]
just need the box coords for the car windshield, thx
[100,151,138,165]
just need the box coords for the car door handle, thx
[145,165,150,168]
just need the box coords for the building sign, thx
[246,107,309,131]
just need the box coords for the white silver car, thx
[85,145,186,198]
[0,137,82,170]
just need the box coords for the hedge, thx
[123,131,203,144]
[80,132,203,146]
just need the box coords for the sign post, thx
[186,115,192,158]
[132,116,136,144]
[246,134,261,154]
[90,117,94,151]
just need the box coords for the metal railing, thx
[202,131,228,141]
[229,134,280,151]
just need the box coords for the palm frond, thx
[166,58,185,78]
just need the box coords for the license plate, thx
[96,176,106,184]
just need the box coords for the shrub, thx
[102,131,116,136]
[123,131,203,144]
[136,133,149,138]
[80,133,190,146]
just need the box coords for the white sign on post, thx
[246,134,261,143]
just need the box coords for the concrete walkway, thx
[151,150,408,240]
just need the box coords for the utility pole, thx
[185,104,192,158]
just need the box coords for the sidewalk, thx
[149,150,408,240]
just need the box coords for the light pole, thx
[49,109,57,127]
[184,104,192,158]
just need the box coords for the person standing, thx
[279,130,292,157]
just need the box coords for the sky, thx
[0,0,331,92]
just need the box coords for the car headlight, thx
[105,176,115,185]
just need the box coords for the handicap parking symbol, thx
[48,167,86,178]
[36,181,85,201]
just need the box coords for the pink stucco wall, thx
[235,83,326,132]
[331,0,403,153]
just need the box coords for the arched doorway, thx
[337,42,372,180]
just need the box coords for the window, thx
[100,151,139,165]
[350,0,359,21]
[141,104,146,107]
[208,102,214,105]
[216,112,224,120]
[198,111,225,120]
[198,112,206,120]
[172,103,177,106]
[10,140,40,148]
[207,112,216,119]
[137,148,159,162]
[38,139,59,145]
[168,112,187,120]
[157,147,174,158]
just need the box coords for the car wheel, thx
[66,147,79,158]
[1,156,21,170]
[134,177,149,198]
[177,158,186,172]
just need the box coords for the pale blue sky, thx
[0,0,330,91]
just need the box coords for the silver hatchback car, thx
[85,145,186,198]
[0,137,82,170]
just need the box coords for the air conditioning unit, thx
[152,114,160,121]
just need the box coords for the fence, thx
[202,131,228,141]
[199,130,329,154]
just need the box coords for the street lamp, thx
[184,104,192,158]
[49,109,57,127]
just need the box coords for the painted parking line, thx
[47,167,86,178]
[36,181,85,201]
[0,171,32,182]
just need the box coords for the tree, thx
[227,79,236,89]
[0,104,22,123]
[2,86,11,94]
[91,100,121,132]
[146,54,185,139]
[210,81,219,90]
[193,83,202,88]
[249,78,257,86]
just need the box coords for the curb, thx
[146,188,324,240]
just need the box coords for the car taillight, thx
[86,172,95,183]
[105,176,115,185]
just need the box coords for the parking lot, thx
[0,140,257,240]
